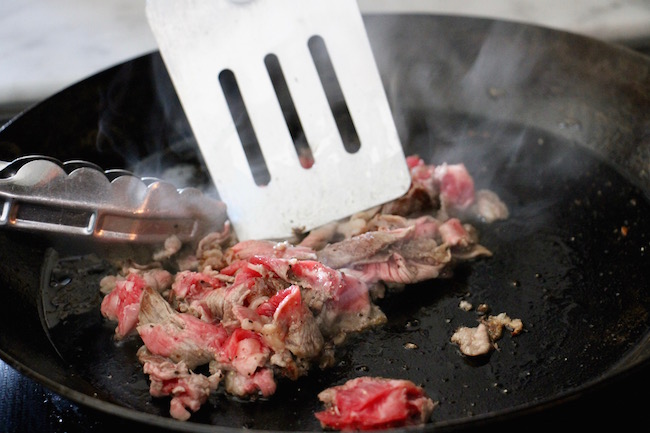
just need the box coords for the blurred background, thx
[1,0,650,122]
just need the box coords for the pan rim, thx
[2,12,650,432]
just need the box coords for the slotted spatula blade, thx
[146,0,411,240]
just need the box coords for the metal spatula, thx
[145,0,411,240]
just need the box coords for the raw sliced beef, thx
[315,376,436,430]
[98,154,508,422]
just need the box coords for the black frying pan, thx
[1,14,650,433]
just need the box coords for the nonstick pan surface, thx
[1,14,650,433]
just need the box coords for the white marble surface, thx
[1,0,649,107]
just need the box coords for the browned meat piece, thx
[202,260,288,330]
[451,311,524,356]
[315,226,414,269]
[379,155,440,216]
[224,239,317,264]
[137,287,229,369]
[483,312,524,339]
[249,255,387,340]
[195,221,237,271]
[221,368,276,399]
[98,154,510,422]
[296,221,340,250]
[138,347,222,421]
[316,213,493,288]
[169,269,230,320]
[255,285,324,378]
[469,189,510,223]
[152,234,183,261]
[450,323,494,357]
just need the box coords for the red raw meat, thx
[100,273,147,338]
[256,285,296,317]
[138,288,229,368]
[217,328,270,376]
[315,377,436,431]
[172,270,226,300]
[139,349,221,421]
[434,163,475,209]
[98,154,508,422]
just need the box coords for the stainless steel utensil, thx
[0,156,227,243]
[145,0,411,240]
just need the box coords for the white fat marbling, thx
[1,0,649,106]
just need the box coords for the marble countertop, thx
[1,0,650,108]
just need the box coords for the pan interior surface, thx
[0,13,649,433]
[35,112,650,431]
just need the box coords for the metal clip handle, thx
[0,156,227,243]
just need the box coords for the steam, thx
[94,14,602,227]
[372,20,582,152]
[96,54,218,197]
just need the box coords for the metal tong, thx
[0,156,227,243]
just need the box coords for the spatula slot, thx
[264,54,314,169]
[308,35,361,154]
[145,0,411,240]
[218,69,271,186]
